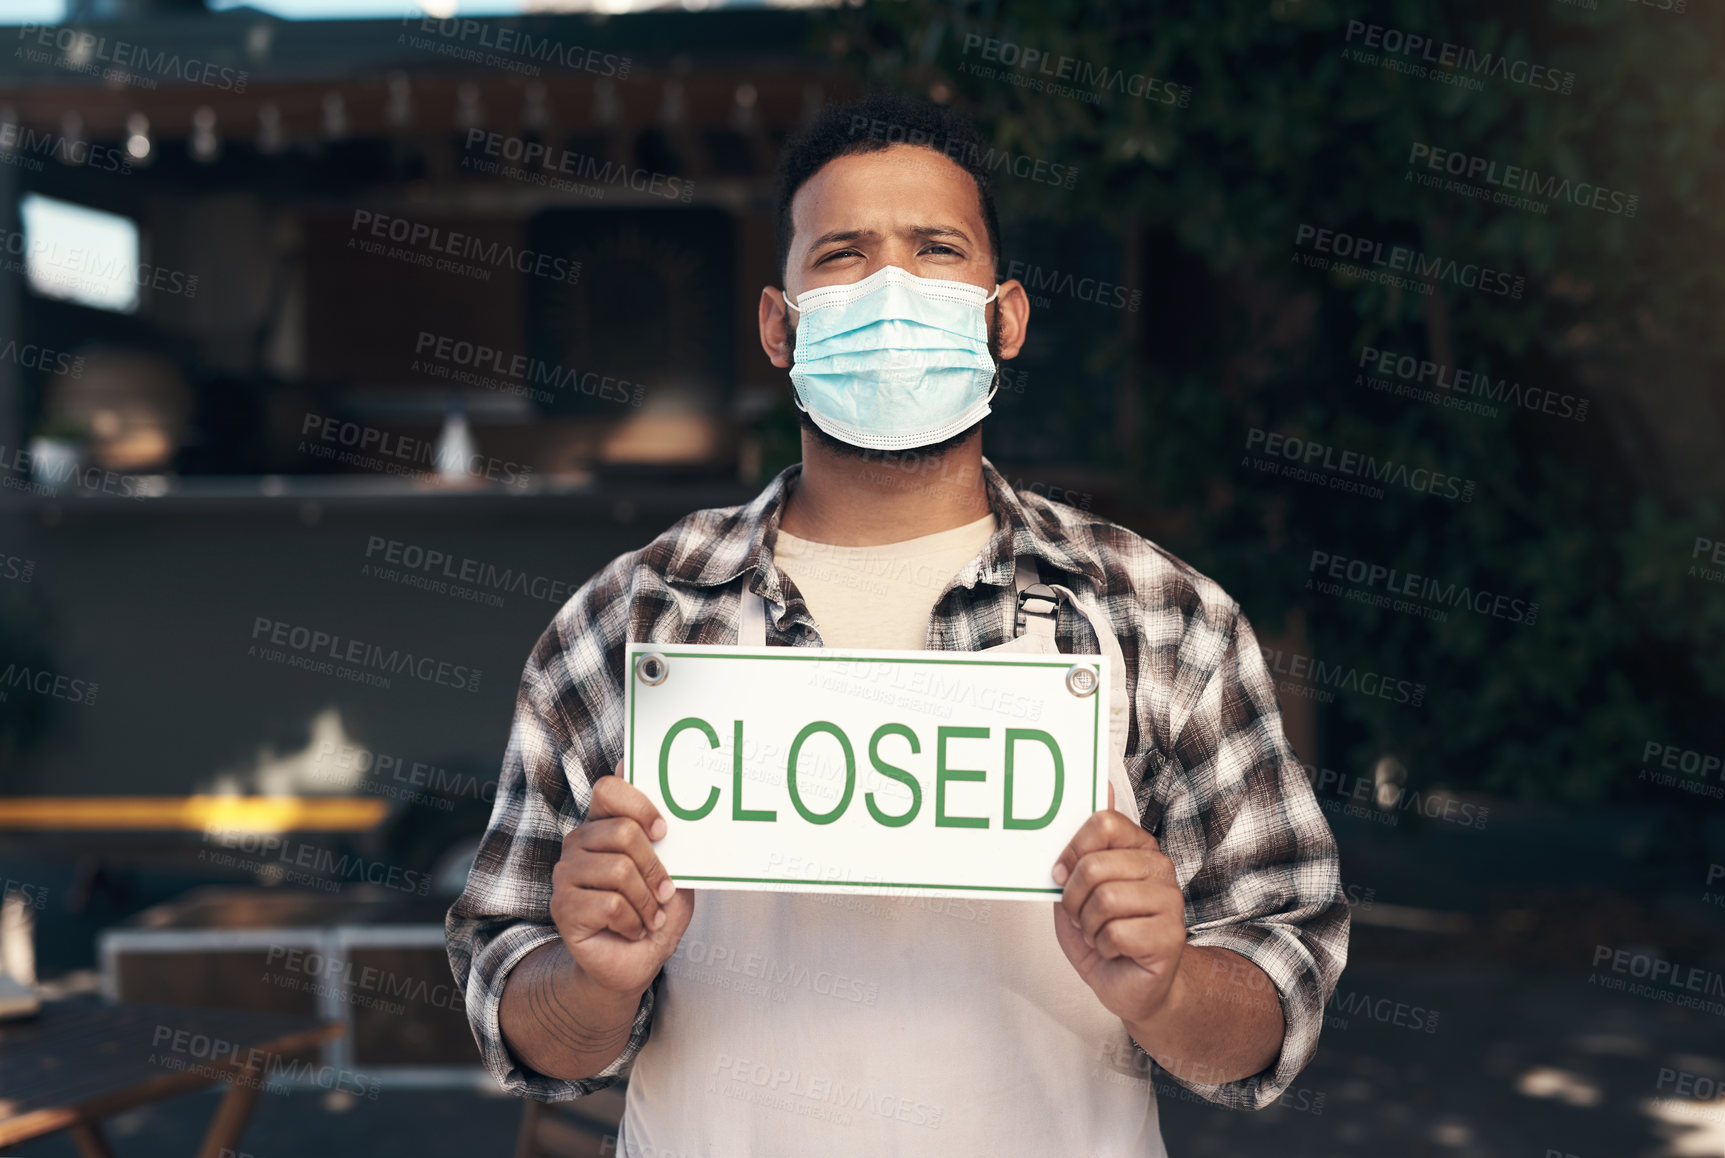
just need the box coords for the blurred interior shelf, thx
[0,472,754,518]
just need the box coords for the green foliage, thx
[819,0,1725,805]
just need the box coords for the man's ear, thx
[992,279,1030,361]
[759,286,794,369]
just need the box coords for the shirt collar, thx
[663,456,1107,597]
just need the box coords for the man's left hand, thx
[1051,783,1188,1024]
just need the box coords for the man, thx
[447,92,1347,1155]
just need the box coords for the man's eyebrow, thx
[804,225,973,251]
[908,225,972,243]
[806,228,881,250]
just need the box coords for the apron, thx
[619,559,1168,1157]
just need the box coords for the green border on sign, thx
[625,648,1103,894]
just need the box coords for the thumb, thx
[656,887,696,944]
[1051,902,1095,972]
[1107,780,1115,811]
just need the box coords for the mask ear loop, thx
[781,289,808,413]
[982,283,1004,403]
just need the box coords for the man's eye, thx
[923,244,960,256]
[819,249,862,263]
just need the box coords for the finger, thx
[567,885,648,942]
[1108,781,1114,811]
[1092,914,1184,965]
[583,772,667,842]
[1078,876,1182,944]
[1072,877,1165,942]
[1051,809,1149,884]
[576,816,677,908]
[1058,848,1154,924]
[564,849,665,936]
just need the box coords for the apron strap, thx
[1013,556,1041,597]
[1014,557,1059,642]
[1047,582,1138,823]
[738,578,767,648]
[1011,563,1139,823]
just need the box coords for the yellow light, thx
[0,796,389,833]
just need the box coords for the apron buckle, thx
[1016,582,1061,638]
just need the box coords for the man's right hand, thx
[550,763,695,997]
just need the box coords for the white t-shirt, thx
[619,514,1165,1157]
[773,512,998,650]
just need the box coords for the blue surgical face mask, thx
[784,265,1000,451]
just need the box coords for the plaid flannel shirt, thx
[446,457,1348,1111]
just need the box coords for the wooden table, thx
[0,998,343,1158]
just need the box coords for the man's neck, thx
[779,432,992,547]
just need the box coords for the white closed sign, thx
[623,644,1107,902]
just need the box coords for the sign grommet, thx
[636,653,669,686]
[1064,664,1098,698]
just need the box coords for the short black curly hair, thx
[773,90,1004,286]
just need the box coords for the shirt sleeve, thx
[1149,605,1349,1110]
[444,572,651,1101]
